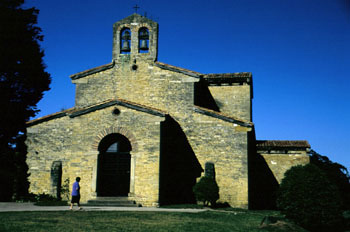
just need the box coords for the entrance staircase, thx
[85,197,138,207]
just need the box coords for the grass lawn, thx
[0,209,307,232]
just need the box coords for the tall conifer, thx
[0,0,51,200]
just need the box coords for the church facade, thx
[26,14,310,208]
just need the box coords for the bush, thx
[33,193,69,206]
[193,176,219,206]
[277,164,344,232]
[60,178,70,202]
[34,193,58,202]
[310,150,350,210]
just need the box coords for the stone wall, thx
[259,150,310,183]
[73,61,198,113]
[182,113,251,208]
[209,85,252,122]
[73,68,115,107]
[26,104,164,206]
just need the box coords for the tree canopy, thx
[277,164,344,232]
[310,150,350,210]
[0,0,51,200]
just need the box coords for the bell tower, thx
[112,13,158,62]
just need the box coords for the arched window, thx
[120,28,131,54]
[138,27,149,53]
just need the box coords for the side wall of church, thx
[259,151,310,183]
[209,85,252,121]
[180,113,251,208]
[27,116,74,197]
[26,105,164,206]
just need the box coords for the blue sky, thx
[25,0,350,169]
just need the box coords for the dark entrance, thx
[97,133,131,196]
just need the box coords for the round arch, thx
[92,126,138,152]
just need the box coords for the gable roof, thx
[154,61,202,78]
[113,13,158,28]
[27,99,167,127]
[194,106,253,128]
[68,59,252,85]
[26,107,76,127]
[256,140,311,150]
[69,61,201,81]
[204,73,252,85]
[70,62,115,80]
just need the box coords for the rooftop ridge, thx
[27,98,167,127]
[204,72,252,78]
[194,105,253,128]
[256,140,311,148]
[70,62,115,80]
[155,61,202,78]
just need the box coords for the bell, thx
[139,30,149,40]
[140,40,148,50]
[121,30,131,40]
[121,40,130,52]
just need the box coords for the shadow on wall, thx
[248,131,279,210]
[194,78,220,112]
[51,161,62,200]
[159,116,203,205]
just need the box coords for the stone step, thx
[85,197,138,207]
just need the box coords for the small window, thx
[138,27,149,53]
[120,28,131,54]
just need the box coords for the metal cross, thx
[133,4,140,13]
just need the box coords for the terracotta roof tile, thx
[155,61,202,77]
[70,62,115,80]
[26,108,75,126]
[194,106,253,127]
[27,98,167,126]
[256,140,310,149]
[116,98,168,115]
[204,73,252,78]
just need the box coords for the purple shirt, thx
[71,181,80,196]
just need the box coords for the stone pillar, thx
[91,151,99,198]
[129,153,135,196]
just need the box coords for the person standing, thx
[70,177,82,210]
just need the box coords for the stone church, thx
[26,14,310,208]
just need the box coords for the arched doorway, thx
[97,133,131,196]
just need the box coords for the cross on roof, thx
[133,4,140,13]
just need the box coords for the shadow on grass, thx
[34,201,68,206]
[159,204,204,209]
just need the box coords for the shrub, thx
[193,176,219,206]
[310,150,350,210]
[34,193,57,202]
[60,178,70,202]
[277,164,344,232]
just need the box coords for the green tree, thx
[310,150,350,210]
[277,164,344,232]
[0,0,51,201]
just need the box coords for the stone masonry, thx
[26,14,310,208]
